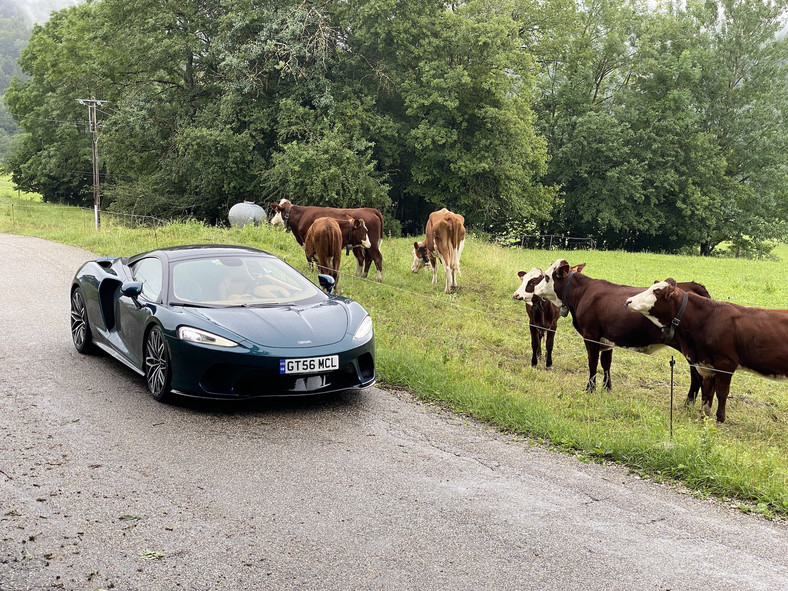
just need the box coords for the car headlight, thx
[177,326,238,348]
[353,315,373,340]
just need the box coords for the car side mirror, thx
[317,274,335,294]
[121,281,144,306]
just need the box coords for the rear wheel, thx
[70,287,95,354]
[145,326,173,402]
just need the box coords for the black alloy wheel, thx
[70,287,95,354]
[145,326,173,402]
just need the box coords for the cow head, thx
[626,278,679,329]
[533,259,586,307]
[512,268,544,304]
[348,217,372,249]
[411,241,430,273]
[269,198,292,228]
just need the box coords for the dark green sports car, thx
[70,244,375,402]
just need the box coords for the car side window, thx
[131,257,163,301]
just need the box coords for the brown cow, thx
[411,208,466,294]
[270,199,384,282]
[512,264,585,369]
[533,259,711,400]
[303,217,371,285]
[627,279,788,423]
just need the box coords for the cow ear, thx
[557,260,571,278]
[353,219,362,228]
[572,263,586,274]
[660,279,677,299]
[518,271,527,279]
[413,241,420,251]
[270,203,280,211]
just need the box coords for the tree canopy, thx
[0,0,30,157]
[4,0,788,253]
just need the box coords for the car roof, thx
[128,244,276,265]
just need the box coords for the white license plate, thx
[279,355,339,374]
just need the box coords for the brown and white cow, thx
[303,217,370,285]
[411,208,466,294]
[626,279,788,423]
[512,264,585,369]
[270,199,384,282]
[533,259,711,400]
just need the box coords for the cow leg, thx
[365,250,383,282]
[431,259,438,285]
[444,269,452,294]
[600,348,613,390]
[362,250,372,278]
[353,247,365,277]
[326,257,335,279]
[333,256,342,284]
[374,253,383,282]
[712,372,732,423]
[686,365,702,405]
[545,327,555,370]
[529,326,541,367]
[700,374,716,419]
[366,249,382,282]
[585,342,600,391]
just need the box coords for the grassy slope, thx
[2,197,787,517]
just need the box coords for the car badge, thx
[298,340,312,345]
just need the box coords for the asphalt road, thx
[1,233,787,591]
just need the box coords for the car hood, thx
[183,300,349,348]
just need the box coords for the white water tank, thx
[228,201,266,228]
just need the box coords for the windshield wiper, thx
[171,302,213,308]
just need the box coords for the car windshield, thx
[170,255,324,306]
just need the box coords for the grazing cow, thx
[627,279,788,423]
[512,264,586,369]
[303,217,370,285]
[533,259,711,400]
[411,208,466,294]
[270,199,384,282]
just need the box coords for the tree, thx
[688,0,788,254]
[0,1,31,159]
[330,0,556,233]
[4,3,104,203]
[530,0,788,253]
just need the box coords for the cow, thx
[303,216,371,285]
[411,208,466,294]
[270,199,384,282]
[626,279,788,423]
[533,259,711,401]
[512,264,586,369]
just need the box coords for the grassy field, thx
[3,194,788,518]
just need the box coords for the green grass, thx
[0,177,41,200]
[3,194,788,518]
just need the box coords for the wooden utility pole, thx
[77,99,106,230]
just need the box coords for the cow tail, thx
[450,218,461,271]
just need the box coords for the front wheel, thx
[145,326,173,402]
[70,287,96,354]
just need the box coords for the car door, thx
[116,256,163,369]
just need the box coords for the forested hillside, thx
[3,0,788,254]
[0,0,30,157]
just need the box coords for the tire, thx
[145,326,174,402]
[70,286,96,354]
